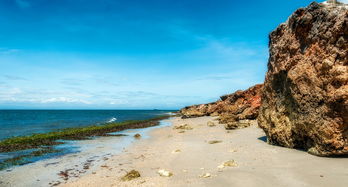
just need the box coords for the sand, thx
[59,116,348,187]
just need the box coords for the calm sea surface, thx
[0,110,174,140]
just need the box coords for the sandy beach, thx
[58,116,348,187]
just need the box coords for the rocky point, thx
[180,84,263,128]
[258,2,348,156]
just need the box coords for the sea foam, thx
[107,117,117,123]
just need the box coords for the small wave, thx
[107,117,117,123]
[164,112,176,116]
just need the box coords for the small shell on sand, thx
[171,149,181,153]
[157,169,173,177]
[199,173,211,178]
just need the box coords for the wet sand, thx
[60,116,348,187]
[0,121,172,187]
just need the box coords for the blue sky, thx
[0,0,326,109]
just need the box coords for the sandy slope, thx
[62,116,348,187]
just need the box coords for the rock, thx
[207,121,216,127]
[208,140,222,144]
[258,2,348,156]
[121,170,141,181]
[134,134,141,139]
[217,160,237,169]
[157,169,173,177]
[224,119,257,130]
[173,124,193,130]
[223,160,237,167]
[180,84,263,126]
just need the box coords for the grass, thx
[0,115,170,153]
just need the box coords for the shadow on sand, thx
[257,135,348,158]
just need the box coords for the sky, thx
[0,0,341,109]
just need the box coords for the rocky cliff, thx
[258,2,348,156]
[180,84,263,128]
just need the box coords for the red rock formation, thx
[180,84,263,126]
[258,2,348,156]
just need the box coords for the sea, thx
[0,110,174,140]
[0,110,175,170]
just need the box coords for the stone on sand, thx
[157,169,173,177]
[121,170,141,181]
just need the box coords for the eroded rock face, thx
[180,84,263,126]
[258,2,348,156]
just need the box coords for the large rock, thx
[258,2,348,156]
[180,84,263,125]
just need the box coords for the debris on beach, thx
[173,124,193,130]
[135,154,145,160]
[199,173,211,178]
[171,149,181,153]
[139,180,146,184]
[121,170,141,181]
[58,169,72,181]
[134,133,141,139]
[49,181,61,186]
[157,169,173,177]
[178,130,185,133]
[208,140,222,144]
[217,160,237,169]
[207,121,216,127]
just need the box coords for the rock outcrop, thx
[180,84,263,127]
[258,2,348,156]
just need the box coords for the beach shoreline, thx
[0,119,173,187]
[58,116,347,187]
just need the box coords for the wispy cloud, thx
[40,97,91,104]
[15,0,31,9]
[60,78,83,86]
[4,75,27,81]
[0,48,20,55]
[95,77,119,87]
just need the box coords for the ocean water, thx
[0,110,174,140]
[0,110,174,170]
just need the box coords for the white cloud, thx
[40,97,91,104]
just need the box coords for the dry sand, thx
[60,116,348,187]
